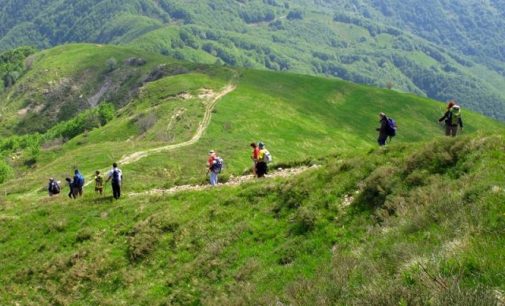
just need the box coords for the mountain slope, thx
[1,44,503,196]
[1,1,505,120]
[1,134,504,304]
[0,44,504,305]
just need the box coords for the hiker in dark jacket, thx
[48,178,60,197]
[65,177,77,199]
[73,169,84,197]
[376,112,389,146]
[439,101,463,137]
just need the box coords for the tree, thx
[106,57,118,72]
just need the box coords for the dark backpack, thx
[386,118,397,137]
[212,157,224,173]
[74,173,85,187]
[49,181,60,194]
[112,169,121,183]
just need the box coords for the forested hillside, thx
[1,0,505,120]
[0,0,505,119]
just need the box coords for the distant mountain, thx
[1,0,505,119]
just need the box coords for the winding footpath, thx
[119,84,236,165]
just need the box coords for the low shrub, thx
[292,206,317,235]
[0,160,13,184]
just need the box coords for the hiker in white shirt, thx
[106,162,123,199]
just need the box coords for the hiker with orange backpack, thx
[256,142,272,178]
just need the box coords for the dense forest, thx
[1,0,505,119]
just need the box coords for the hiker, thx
[105,163,123,199]
[65,177,77,199]
[207,150,224,186]
[48,178,61,196]
[73,169,85,197]
[256,142,272,178]
[207,150,221,186]
[439,101,463,137]
[376,112,392,146]
[94,170,104,195]
[250,142,260,176]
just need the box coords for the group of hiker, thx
[376,100,463,146]
[46,100,463,195]
[48,163,123,199]
[206,141,272,186]
[251,142,272,177]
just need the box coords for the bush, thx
[106,57,118,72]
[287,9,304,20]
[126,219,161,262]
[356,166,398,210]
[292,206,317,234]
[0,160,12,184]
[135,113,158,133]
[75,228,93,243]
[45,103,115,141]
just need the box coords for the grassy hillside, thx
[1,135,505,304]
[0,44,504,304]
[1,1,505,120]
[0,44,503,196]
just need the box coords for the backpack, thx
[450,107,461,126]
[213,157,224,173]
[112,169,121,183]
[263,150,272,163]
[49,181,60,194]
[74,173,85,187]
[386,118,397,137]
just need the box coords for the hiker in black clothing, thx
[48,178,60,197]
[65,177,77,199]
[439,101,463,137]
[106,163,123,199]
[376,112,389,146]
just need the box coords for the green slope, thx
[0,44,504,305]
[1,135,504,304]
[1,44,503,196]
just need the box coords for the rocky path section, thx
[128,165,320,197]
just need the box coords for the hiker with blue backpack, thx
[73,169,85,197]
[105,163,123,199]
[377,112,397,146]
[256,142,272,178]
[207,150,224,186]
[439,101,463,137]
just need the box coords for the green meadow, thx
[0,44,504,304]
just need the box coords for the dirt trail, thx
[119,84,236,165]
[128,165,320,197]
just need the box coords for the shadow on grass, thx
[88,195,116,204]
